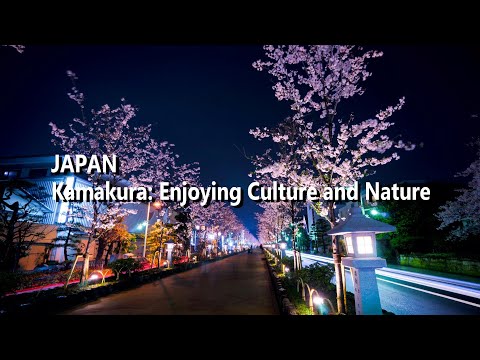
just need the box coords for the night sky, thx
[0,45,479,234]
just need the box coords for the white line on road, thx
[287,251,480,300]
[378,278,480,309]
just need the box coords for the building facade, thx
[0,155,171,270]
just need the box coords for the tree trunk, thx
[4,203,19,271]
[81,253,89,286]
[95,237,106,264]
[104,242,114,267]
[79,233,93,286]
[329,205,345,314]
[63,227,72,263]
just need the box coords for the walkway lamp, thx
[327,204,395,315]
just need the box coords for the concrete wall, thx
[399,255,480,277]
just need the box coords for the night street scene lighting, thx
[0,43,479,318]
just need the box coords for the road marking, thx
[378,278,480,309]
[292,252,480,300]
[290,251,480,309]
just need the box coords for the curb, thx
[262,249,297,315]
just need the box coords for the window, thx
[345,235,354,254]
[356,236,373,255]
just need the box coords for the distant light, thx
[217,231,222,236]
[313,296,323,305]
[370,209,379,216]
[284,267,290,273]
[89,274,99,281]
[195,225,200,230]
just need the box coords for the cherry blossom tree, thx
[190,200,247,256]
[251,45,415,313]
[49,71,155,284]
[1,45,25,53]
[256,202,289,244]
[437,139,480,241]
[137,130,200,254]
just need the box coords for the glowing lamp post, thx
[165,239,175,268]
[143,200,162,258]
[279,240,287,259]
[192,225,200,252]
[327,204,396,315]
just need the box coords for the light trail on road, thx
[285,250,480,314]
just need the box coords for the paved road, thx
[62,249,279,315]
[288,251,480,315]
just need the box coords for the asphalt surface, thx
[290,251,480,315]
[62,249,279,315]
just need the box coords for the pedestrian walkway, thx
[62,248,279,315]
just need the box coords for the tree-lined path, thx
[62,249,278,315]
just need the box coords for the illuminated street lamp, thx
[192,225,200,252]
[279,240,287,259]
[327,204,396,315]
[143,200,162,258]
[165,239,175,268]
[365,207,388,218]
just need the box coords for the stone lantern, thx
[327,204,396,315]
[165,239,175,268]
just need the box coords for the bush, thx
[280,256,294,270]
[294,263,335,291]
[0,272,23,297]
[109,258,142,280]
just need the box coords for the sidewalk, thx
[62,248,279,315]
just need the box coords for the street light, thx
[143,200,162,258]
[279,240,287,259]
[165,239,175,267]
